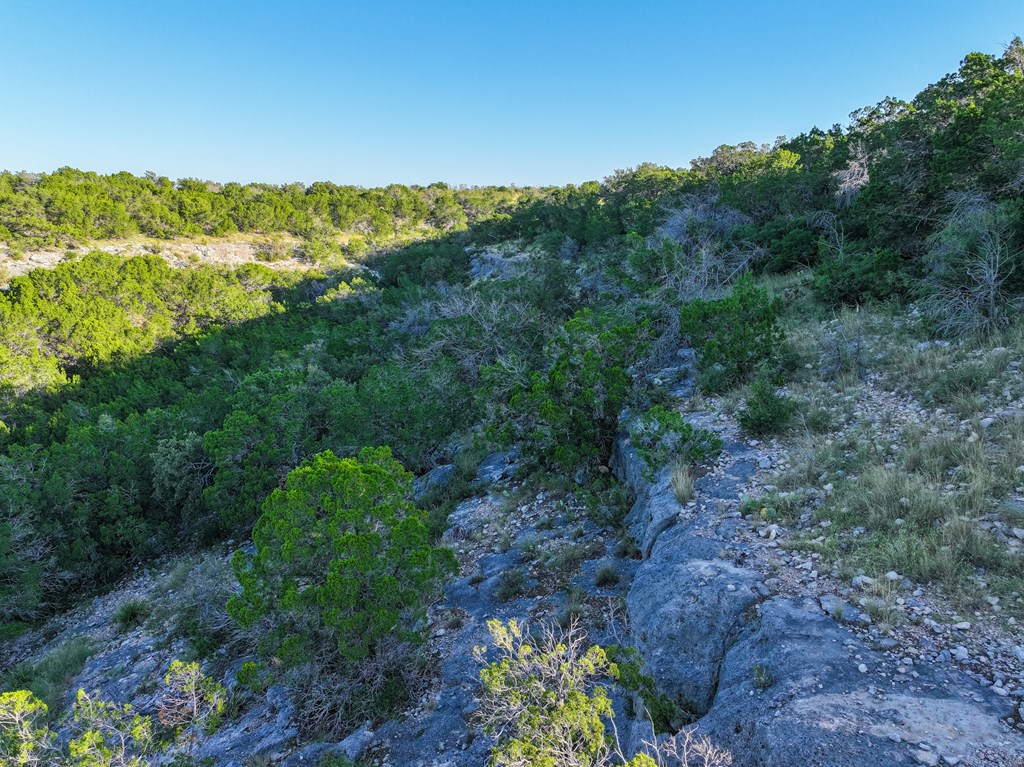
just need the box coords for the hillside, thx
[2,40,1024,767]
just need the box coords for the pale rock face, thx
[609,411,1021,767]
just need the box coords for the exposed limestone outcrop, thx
[612,415,1024,766]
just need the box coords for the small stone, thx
[858,663,868,673]
[1013,528,1024,541]
[980,417,996,428]
[915,750,940,766]
[954,621,971,630]
[852,575,874,589]
[884,571,900,581]
[992,685,1009,697]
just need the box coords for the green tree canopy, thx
[227,446,457,664]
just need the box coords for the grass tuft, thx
[113,598,152,632]
[670,460,694,504]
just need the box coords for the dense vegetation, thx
[2,38,1024,759]
[0,170,540,253]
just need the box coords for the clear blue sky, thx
[2,1,1022,187]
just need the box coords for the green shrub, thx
[738,492,803,523]
[577,479,634,529]
[473,620,727,767]
[474,619,617,767]
[0,690,56,763]
[113,598,152,632]
[628,405,722,475]
[68,688,155,765]
[679,275,784,392]
[813,244,905,306]
[606,645,684,733]
[374,242,471,287]
[737,216,821,273]
[159,660,227,735]
[228,447,457,666]
[736,374,797,436]
[235,661,268,693]
[485,309,643,473]
[0,622,29,641]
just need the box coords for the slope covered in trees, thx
[0,170,540,254]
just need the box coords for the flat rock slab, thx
[697,597,1019,766]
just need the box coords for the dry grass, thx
[820,428,1023,610]
[671,460,695,504]
[769,304,1024,612]
[1,637,97,718]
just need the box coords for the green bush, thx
[227,447,457,666]
[486,309,643,474]
[736,374,797,436]
[578,479,634,529]
[628,405,722,476]
[736,216,821,273]
[159,660,227,736]
[474,619,618,767]
[0,690,55,762]
[605,645,683,733]
[679,275,784,392]
[234,661,268,693]
[1,660,227,766]
[474,620,728,767]
[813,244,905,306]
[113,598,152,632]
[374,242,471,287]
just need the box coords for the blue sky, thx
[2,1,1022,186]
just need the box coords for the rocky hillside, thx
[6,327,1024,766]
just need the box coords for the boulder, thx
[414,463,456,500]
[475,449,518,486]
[627,524,760,714]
